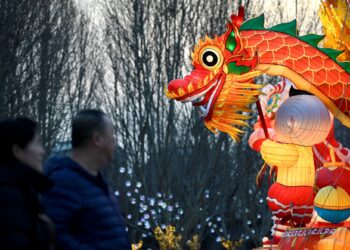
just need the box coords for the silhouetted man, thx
[43,110,130,250]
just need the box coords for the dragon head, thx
[165,7,264,141]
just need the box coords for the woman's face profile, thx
[13,133,45,172]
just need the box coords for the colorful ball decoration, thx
[314,186,350,224]
[274,95,332,146]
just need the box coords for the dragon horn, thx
[230,6,245,28]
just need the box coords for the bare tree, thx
[0,0,103,154]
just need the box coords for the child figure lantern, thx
[257,95,332,246]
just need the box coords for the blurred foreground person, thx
[0,118,54,250]
[42,110,130,250]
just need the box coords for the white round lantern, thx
[274,95,332,146]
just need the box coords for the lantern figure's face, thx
[274,95,332,146]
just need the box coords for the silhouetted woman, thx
[0,118,54,250]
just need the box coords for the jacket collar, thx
[64,157,109,192]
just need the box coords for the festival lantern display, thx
[314,186,350,224]
[165,0,350,248]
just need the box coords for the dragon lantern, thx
[165,7,350,141]
[166,1,350,249]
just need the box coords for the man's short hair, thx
[72,109,108,148]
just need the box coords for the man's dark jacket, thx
[42,156,130,250]
[0,160,54,250]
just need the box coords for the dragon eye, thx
[203,51,218,66]
[199,46,223,70]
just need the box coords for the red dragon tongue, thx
[167,69,210,93]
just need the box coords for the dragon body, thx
[166,8,350,140]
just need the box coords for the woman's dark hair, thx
[0,118,38,164]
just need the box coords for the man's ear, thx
[12,144,22,159]
[92,132,103,147]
